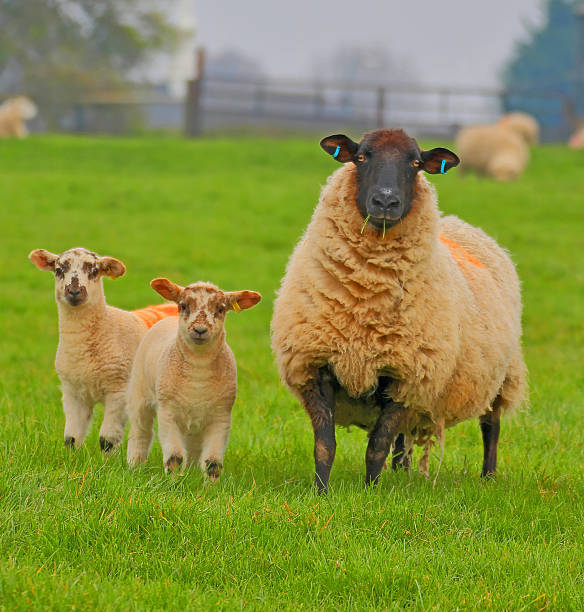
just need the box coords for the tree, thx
[0,0,188,126]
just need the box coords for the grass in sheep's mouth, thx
[361,214,370,234]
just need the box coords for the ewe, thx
[29,247,177,451]
[0,96,38,138]
[271,129,527,493]
[126,278,261,480]
[456,112,539,181]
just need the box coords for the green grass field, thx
[0,135,582,610]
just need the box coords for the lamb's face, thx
[29,248,125,308]
[321,129,460,232]
[150,278,262,348]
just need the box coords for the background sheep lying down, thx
[271,129,527,493]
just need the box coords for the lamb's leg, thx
[391,433,411,471]
[61,383,93,448]
[366,378,407,486]
[301,367,336,495]
[158,407,186,473]
[479,396,502,478]
[99,390,127,452]
[126,379,156,466]
[199,416,232,482]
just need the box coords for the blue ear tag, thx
[333,145,341,159]
[440,159,447,174]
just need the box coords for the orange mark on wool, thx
[133,303,178,329]
[439,235,485,269]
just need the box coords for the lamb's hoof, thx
[205,460,222,482]
[165,455,183,473]
[99,437,115,453]
[64,436,75,448]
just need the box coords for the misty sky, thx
[195,0,544,87]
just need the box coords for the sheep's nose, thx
[372,192,401,212]
[68,289,81,297]
[193,325,208,336]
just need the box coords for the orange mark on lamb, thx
[133,303,178,329]
[439,235,485,269]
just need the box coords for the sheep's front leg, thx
[301,367,336,495]
[158,407,186,473]
[99,390,127,452]
[61,383,93,448]
[366,378,407,486]
[200,416,232,482]
[480,395,502,478]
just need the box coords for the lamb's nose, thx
[68,289,80,297]
[193,325,208,335]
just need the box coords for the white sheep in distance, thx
[0,96,38,138]
[456,112,540,181]
[271,129,527,493]
[126,278,261,480]
[29,247,178,451]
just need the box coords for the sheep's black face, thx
[321,129,460,232]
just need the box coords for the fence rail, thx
[14,76,574,141]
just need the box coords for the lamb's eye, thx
[412,159,421,168]
[179,303,185,311]
[218,306,225,314]
[356,154,366,163]
[55,267,63,276]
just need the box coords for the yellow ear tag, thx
[232,301,241,313]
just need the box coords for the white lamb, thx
[126,278,261,480]
[29,247,177,451]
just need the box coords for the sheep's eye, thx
[55,267,63,277]
[92,268,99,276]
[179,303,185,311]
[217,306,225,314]
[356,153,366,163]
[412,159,422,168]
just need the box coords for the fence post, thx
[184,48,206,138]
[376,87,385,128]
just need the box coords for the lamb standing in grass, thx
[456,112,539,181]
[29,248,177,451]
[271,129,527,493]
[0,96,38,138]
[126,278,261,479]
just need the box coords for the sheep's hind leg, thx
[366,377,407,486]
[301,366,336,495]
[391,434,411,471]
[479,395,502,478]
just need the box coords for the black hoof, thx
[99,437,114,452]
[64,436,75,448]
[205,460,222,482]
[165,455,183,473]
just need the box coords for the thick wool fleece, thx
[271,164,527,443]
[497,112,539,146]
[456,124,529,181]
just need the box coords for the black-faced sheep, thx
[29,247,178,451]
[271,129,527,493]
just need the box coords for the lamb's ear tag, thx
[440,159,446,174]
[232,301,241,313]
[332,145,341,159]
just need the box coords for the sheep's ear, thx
[226,290,262,312]
[151,278,182,302]
[320,134,359,163]
[420,148,460,174]
[99,257,126,279]
[29,249,58,271]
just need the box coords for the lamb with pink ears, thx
[126,278,261,480]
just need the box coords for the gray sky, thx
[195,0,544,87]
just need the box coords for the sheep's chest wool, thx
[271,163,527,443]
